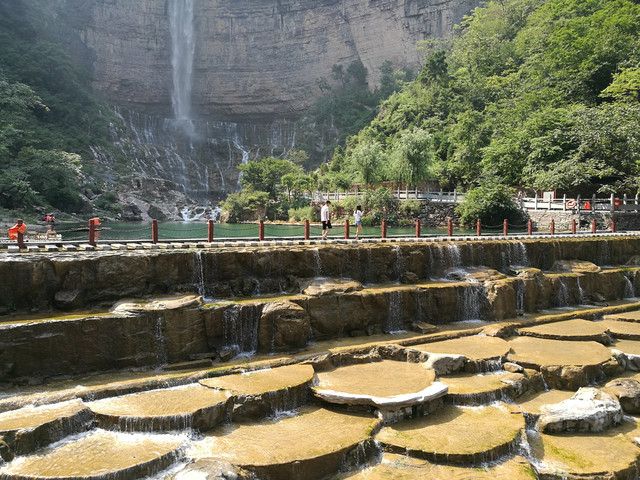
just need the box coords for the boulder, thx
[604,378,640,414]
[425,353,466,375]
[258,300,310,352]
[536,387,622,433]
[170,459,247,480]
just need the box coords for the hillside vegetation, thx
[317,0,639,225]
[0,2,121,215]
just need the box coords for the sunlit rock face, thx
[49,0,480,122]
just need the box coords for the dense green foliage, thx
[323,0,640,224]
[301,60,413,163]
[0,2,120,212]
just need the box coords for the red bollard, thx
[550,219,555,235]
[89,218,97,246]
[476,219,481,236]
[259,219,265,241]
[571,219,576,235]
[527,219,533,235]
[207,219,214,243]
[304,219,310,240]
[503,219,508,236]
[447,218,453,236]
[152,220,159,244]
[344,219,350,239]
[381,219,387,238]
[415,219,421,238]
[611,218,616,233]
[592,219,597,234]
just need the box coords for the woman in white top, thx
[354,205,363,240]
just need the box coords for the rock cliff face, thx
[56,0,479,122]
[38,0,480,203]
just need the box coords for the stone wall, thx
[2,237,640,314]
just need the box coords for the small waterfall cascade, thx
[169,0,196,137]
[554,278,571,308]
[312,248,323,278]
[222,305,260,355]
[384,290,405,333]
[193,251,206,298]
[623,272,636,299]
[508,242,530,268]
[576,276,586,305]
[455,283,487,321]
[515,279,525,315]
[393,245,405,282]
[154,316,169,366]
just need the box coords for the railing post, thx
[207,219,214,243]
[571,219,576,235]
[304,219,310,240]
[344,219,350,239]
[89,218,96,246]
[259,219,265,241]
[592,194,596,211]
[415,219,421,238]
[381,219,387,238]
[527,219,533,235]
[447,218,453,236]
[562,194,567,211]
[611,218,616,233]
[16,219,26,250]
[534,193,538,210]
[611,193,615,212]
[152,219,159,244]
[476,219,481,236]
[503,219,508,236]
[592,219,597,234]
[550,219,555,235]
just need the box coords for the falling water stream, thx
[169,0,196,136]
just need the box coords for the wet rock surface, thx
[3,239,640,479]
[536,387,623,433]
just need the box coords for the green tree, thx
[238,157,297,200]
[389,128,435,187]
[347,139,385,186]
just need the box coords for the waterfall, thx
[222,305,260,355]
[455,283,486,321]
[154,317,169,366]
[515,279,525,315]
[393,245,405,282]
[623,272,636,299]
[193,251,206,298]
[384,290,405,333]
[169,0,196,137]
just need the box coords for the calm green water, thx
[52,221,481,242]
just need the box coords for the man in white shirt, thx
[321,200,332,239]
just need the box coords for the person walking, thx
[321,200,332,239]
[354,205,363,240]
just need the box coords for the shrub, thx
[456,182,524,228]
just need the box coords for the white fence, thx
[522,193,640,213]
[315,189,639,213]
[314,188,464,203]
